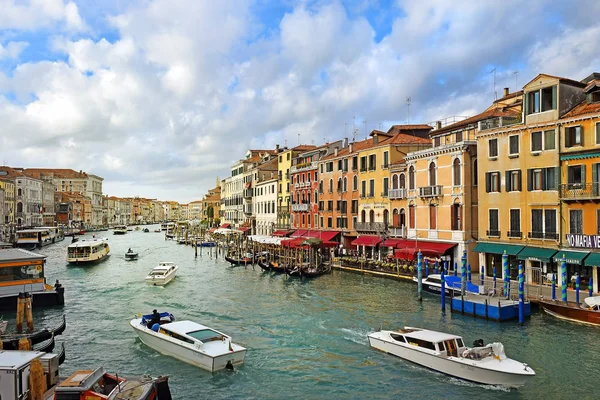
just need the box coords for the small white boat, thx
[113,225,128,235]
[130,312,247,372]
[145,262,178,286]
[413,274,481,296]
[368,327,534,388]
[125,249,139,260]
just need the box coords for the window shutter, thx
[505,171,511,191]
[518,170,522,191]
[524,93,529,115]
[593,163,598,184]
[527,169,533,191]
[582,165,586,184]
[451,205,455,230]
[485,172,491,193]
[496,174,501,192]
[555,166,560,186]
[552,85,557,110]
[580,126,584,146]
[565,128,570,147]
[541,169,547,191]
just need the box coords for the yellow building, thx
[0,178,15,225]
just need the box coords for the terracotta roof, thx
[524,73,586,89]
[430,108,521,136]
[562,99,600,118]
[24,168,90,179]
[369,129,392,137]
[387,124,433,134]
[292,145,317,151]
[383,133,431,145]
[321,137,375,160]
[0,166,25,179]
[493,90,524,103]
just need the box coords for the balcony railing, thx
[507,230,522,238]
[388,226,406,237]
[243,189,253,198]
[418,185,443,197]
[290,161,318,173]
[381,164,389,169]
[528,231,559,240]
[389,188,407,200]
[486,229,500,237]
[292,203,309,212]
[355,222,387,232]
[559,182,600,200]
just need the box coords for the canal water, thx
[20,227,598,399]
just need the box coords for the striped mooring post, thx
[461,250,467,296]
[417,251,423,302]
[480,265,485,287]
[518,262,524,325]
[551,273,556,300]
[467,264,472,283]
[493,260,497,296]
[589,277,593,298]
[576,274,580,305]
[561,256,567,303]
[434,260,439,274]
[502,251,509,298]
[425,260,429,278]
[441,269,446,312]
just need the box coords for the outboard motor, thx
[473,339,484,347]
[225,361,234,371]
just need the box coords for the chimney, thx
[503,87,509,97]
[276,144,280,152]
[349,142,354,153]
[343,137,348,148]
[436,121,442,130]
[373,134,378,145]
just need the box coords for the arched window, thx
[16,202,23,212]
[400,208,406,228]
[353,176,358,191]
[301,192,305,202]
[429,162,436,186]
[337,178,342,192]
[409,166,415,189]
[369,210,375,223]
[329,179,333,193]
[319,181,323,193]
[343,177,347,192]
[307,192,311,203]
[383,209,389,226]
[453,158,461,186]
[393,208,399,226]
[17,188,22,196]
[408,203,415,229]
[392,174,399,190]
[314,190,318,202]
[399,173,406,189]
[361,210,366,223]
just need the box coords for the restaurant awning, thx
[272,229,293,237]
[472,242,524,256]
[220,223,230,229]
[281,237,306,248]
[351,235,382,247]
[208,228,217,233]
[552,250,590,265]
[416,241,456,257]
[303,230,340,242]
[517,247,558,263]
[585,252,600,266]
[393,248,417,261]
[291,230,308,237]
[238,227,250,233]
[381,238,404,247]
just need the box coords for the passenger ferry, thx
[161,222,175,231]
[0,248,65,309]
[16,226,64,248]
[67,238,110,265]
[113,225,128,235]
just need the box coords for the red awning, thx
[281,237,306,248]
[351,235,383,247]
[303,230,340,242]
[393,248,417,261]
[394,240,456,258]
[208,228,217,233]
[320,241,340,248]
[381,238,403,247]
[272,229,293,237]
[291,229,308,237]
[220,223,230,228]
[238,227,250,233]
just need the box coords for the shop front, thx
[472,242,524,279]
[516,246,558,285]
[551,250,591,290]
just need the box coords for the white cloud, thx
[0,41,28,59]
[0,0,86,31]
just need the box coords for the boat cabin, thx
[0,248,46,296]
[157,321,227,348]
[67,238,109,262]
[393,328,466,357]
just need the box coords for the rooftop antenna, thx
[513,71,519,92]
[490,68,497,100]
[345,122,347,139]
[297,133,300,145]
[406,97,411,124]
[352,126,358,142]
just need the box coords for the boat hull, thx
[0,287,65,310]
[145,271,177,286]
[368,335,533,388]
[131,321,246,372]
[539,300,600,326]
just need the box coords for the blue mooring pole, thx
[425,259,429,278]
[467,263,472,283]
[417,251,423,302]
[518,262,524,325]
[441,269,446,312]
[454,262,457,276]
[589,277,593,298]
[551,273,556,301]
[576,274,580,305]
[561,256,567,303]
[461,250,467,296]
[480,265,485,287]
[502,251,509,298]
[493,261,497,296]
[434,260,439,274]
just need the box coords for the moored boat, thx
[130,312,247,372]
[225,253,254,266]
[538,297,600,326]
[412,274,482,296]
[145,262,178,286]
[113,225,128,235]
[198,241,216,247]
[368,327,534,388]
[67,238,110,265]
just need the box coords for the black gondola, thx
[33,335,55,353]
[269,262,288,274]
[56,341,66,365]
[257,259,271,271]
[50,314,67,336]
[225,255,254,266]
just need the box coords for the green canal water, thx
[18,226,599,399]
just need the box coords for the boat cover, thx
[584,296,600,310]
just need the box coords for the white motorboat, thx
[130,312,247,372]
[413,274,482,296]
[113,225,128,235]
[368,327,534,388]
[145,262,178,286]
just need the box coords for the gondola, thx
[56,341,66,365]
[285,264,331,278]
[269,262,288,274]
[0,314,66,350]
[50,314,67,336]
[225,254,254,266]
[257,258,271,271]
[33,335,55,353]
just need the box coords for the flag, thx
[228,340,233,352]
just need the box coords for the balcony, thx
[290,161,317,173]
[528,231,559,240]
[559,182,600,201]
[355,222,387,232]
[389,188,407,200]
[381,164,389,170]
[243,189,253,198]
[507,230,522,238]
[486,229,500,237]
[291,203,309,212]
[388,226,406,237]
[418,185,443,198]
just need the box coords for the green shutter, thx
[552,85,557,110]
[505,171,511,191]
[593,163,598,183]
[541,169,547,191]
[527,169,533,191]
[486,172,491,193]
[556,166,561,186]
[524,93,529,115]
[518,170,522,191]
[582,165,586,184]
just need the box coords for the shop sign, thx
[566,234,600,249]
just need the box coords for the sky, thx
[1,0,600,203]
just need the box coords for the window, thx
[329,179,333,193]
[369,179,375,197]
[327,217,332,228]
[531,131,542,152]
[314,214,318,228]
[434,137,440,147]
[451,204,461,231]
[383,151,389,168]
[453,159,461,186]
[429,162,436,186]
[353,176,358,191]
[327,201,333,211]
[509,209,521,237]
[526,86,556,114]
[409,204,415,229]
[544,129,555,150]
[409,166,415,189]
[488,209,499,236]
[527,167,558,191]
[343,177,347,192]
[352,156,358,171]
[565,126,582,147]
[531,209,543,238]
[567,165,584,188]
[509,135,519,155]
[505,170,522,192]
[429,204,436,229]
[338,159,343,171]
[360,157,367,172]
[485,172,501,192]
[456,131,463,142]
[545,210,557,237]
[488,139,498,157]
[569,210,583,234]
[597,123,600,145]
[361,180,366,197]
[368,154,376,171]
[531,169,542,190]
[383,177,389,196]
[473,160,478,186]
[319,181,323,194]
